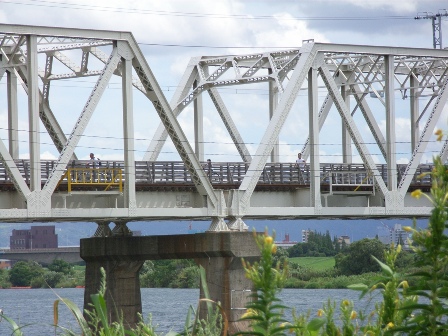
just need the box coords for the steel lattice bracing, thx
[0,24,447,230]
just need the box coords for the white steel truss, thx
[0,24,447,230]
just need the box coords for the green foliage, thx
[48,259,73,275]
[140,259,199,288]
[237,229,290,336]
[0,268,11,288]
[335,238,385,275]
[393,155,448,335]
[178,267,224,336]
[8,261,44,287]
[0,313,25,336]
[43,270,65,288]
[288,257,335,272]
[272,247,289,269]
[288,230,339,257]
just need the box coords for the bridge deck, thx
[0,160,433,192]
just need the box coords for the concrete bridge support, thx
[80,232,260,332]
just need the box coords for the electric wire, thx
[0,0,415,22]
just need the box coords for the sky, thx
[1,0,448,165]
[0,0,445,241]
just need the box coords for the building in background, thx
[0,259,11,269]
[275,233,298,249]
[301,229,311,243]
[378,223,412,249]
[10,225,58,250]
[337,235,351,246]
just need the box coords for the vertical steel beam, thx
[26,35,41,191]
[410,75,419,152]
[193,79,204,161]
[239,44,316,208]
[308,66,321,207]
[269,68,279,162]
[121,52,136,210]
[341,77,352,163]
[7,70,19,159]
[385,55,397,191]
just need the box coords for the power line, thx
[2,0,414,22]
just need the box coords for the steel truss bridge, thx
[0,24,447,231]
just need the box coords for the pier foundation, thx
[80,232,260,332]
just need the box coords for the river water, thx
[0,288,381,335]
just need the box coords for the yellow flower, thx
[435,129,443,141]
[403,226,413,232]
[386,322,394,329]
[417,172,428,180]
[400,280,409,289]
[350,311,357,319]
[241,308,257,319]
[271,244,277,254]
[264,236,273,245]
[342,299,350,306]
[397,244,402,253]
[317,309,324,317]
[411,189,422,199]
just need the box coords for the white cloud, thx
[1,0,446,166]
[251,12,330,48]
[340,0,420,12]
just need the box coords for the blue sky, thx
[0,0,447,164]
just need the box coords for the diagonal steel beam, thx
[0,139,30,201]
[14,65,76,159]
[239,44,317,207]
[43,47,120,194]
[129,42,217,206]
[302,93,333,159]
[319,63,389,198]
[207,88,252,162]
[350,83,387,160]
[143,58,200,161]
[399,76,448,196]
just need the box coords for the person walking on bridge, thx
[295,152,306,183]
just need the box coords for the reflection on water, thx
[0,288,381,335]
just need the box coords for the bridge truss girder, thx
[0,24,224,226]
[0,24,447,229]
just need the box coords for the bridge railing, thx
[0,160,436,189]
[57,168,123,192]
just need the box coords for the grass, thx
[289,257,335,271]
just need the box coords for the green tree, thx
[9,261,44,287]
[335,238,385,275]
[272,246,289,268]
[48,259,72,275]
[43,271,64,288]
[140,259,200,288]
[0,268,11,288]
[288,230,337,257]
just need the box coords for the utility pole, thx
[415,10,448,49]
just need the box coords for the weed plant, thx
[238,139,448,335]
[2,134,448,335]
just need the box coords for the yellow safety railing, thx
[58,168,123,192]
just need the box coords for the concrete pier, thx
[80,232,260,332]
